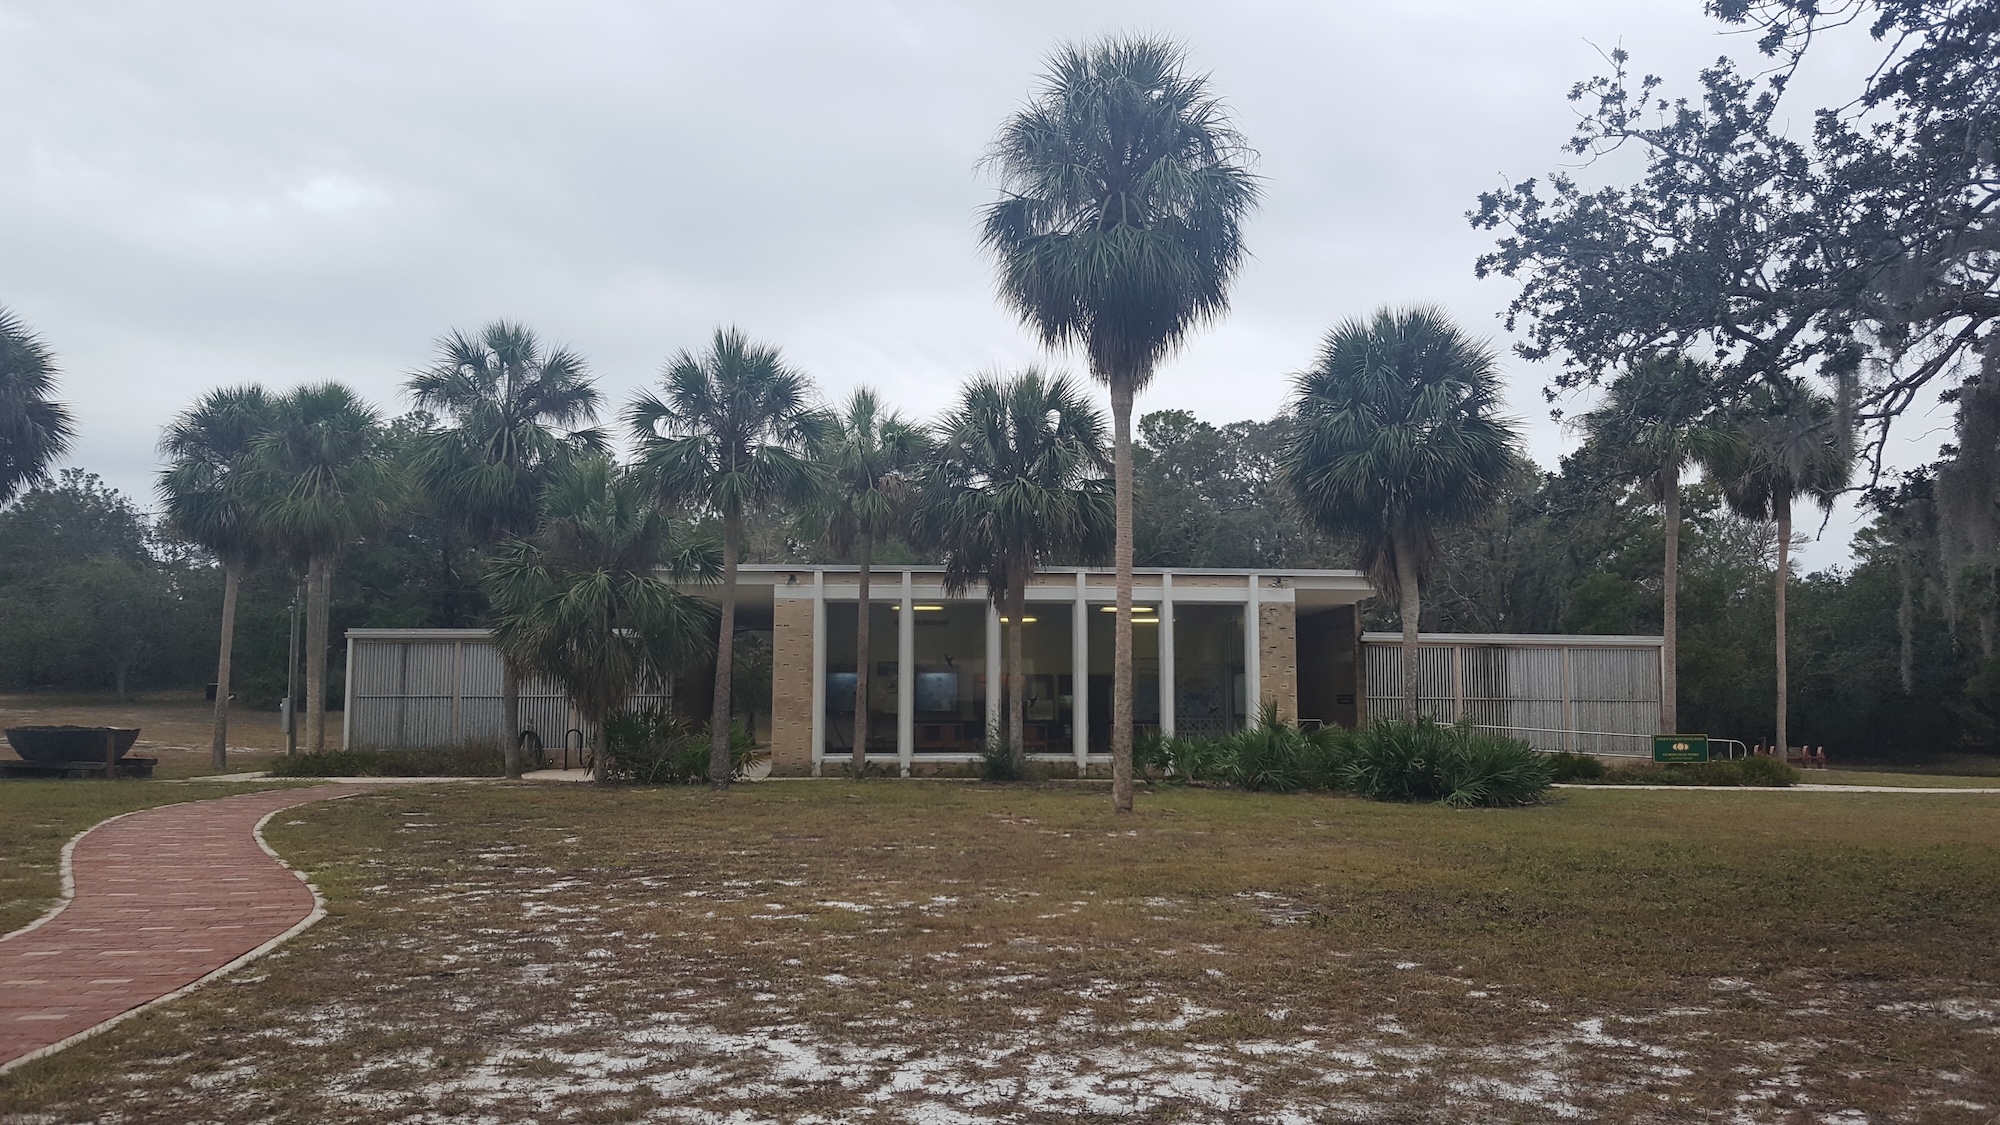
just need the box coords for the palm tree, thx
[982,36,1259,813]
[158,385,277,770]
[817,388,925,774]
[1577,356,1727,733]
[912,370,1113,774]
[250,383,398,753]
[626,327,831,786]
[484,457,718,783]
[1281,306,1520,722]
[406,321,606,777]
[1701,380,1854,757]
[0,306,75,505]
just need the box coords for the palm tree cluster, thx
[20,31,1856,796]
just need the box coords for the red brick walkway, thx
[0,786,349,1071]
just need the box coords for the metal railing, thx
[1473,724,1752,761]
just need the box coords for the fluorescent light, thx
[999,616,1038,624]
[1132,617,1160,625]
[893,604,947,611]
[1099,606,1154,613]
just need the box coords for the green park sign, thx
[1653,734,1709,764]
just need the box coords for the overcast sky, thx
[1,1,1943,570]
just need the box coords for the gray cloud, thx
[0,0,1921,567]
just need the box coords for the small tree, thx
[485,458,716,782]
[1282,306,1520,721]
[817,388,925,774]
[484,457,717,783]
[1577,356,1728,733]
[158,385,277,770]
[249,383,399,753]
[626,328,830,786]
[1701,380,1855,755]
[0,305,75,506]
[913,371,1113,773]
[406,321,606,777]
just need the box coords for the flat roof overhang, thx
[667,564,1375,609]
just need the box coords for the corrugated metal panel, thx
[1362,634,1660,753]
[349,634,687,752]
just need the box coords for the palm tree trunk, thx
[501,662,523,778]
[853,529,873,775]
[210,563,241,771]
[709,510,742,787]
[305,553,332,753]
[1109,379,1136,814]
[1396,533,1421,722]
[1775,498,1790,758]
[1007,581,1026,772]
[1661,471,1680,733]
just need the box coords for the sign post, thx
[1653,734,1709,764]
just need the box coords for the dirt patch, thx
[3,783,1997,1122]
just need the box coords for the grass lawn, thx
[3,780,1998,1122]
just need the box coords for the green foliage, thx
[977,735,1030,782]
[980,35,1258,387]
[600,710,753,784]
[483,457,717,737]
[1341,720,1555,808]
[268,744,505,777]
[1543,751,1607,782]
[1596,758,1799,787]
[0,305,74,506]
[1133,411,1341,569]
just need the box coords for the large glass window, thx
[998,599,1075,756]
[821,601,899,757]
[1173,604,1245,736]
[1087,601,1161,751]
[908,601,988,753]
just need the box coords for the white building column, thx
[1159,572,1176,738]
[810,570,826,777]
[985,600,1002,747]
[1244,574,1261,723]
[1072,570,1089,770]
[898,570,914,776]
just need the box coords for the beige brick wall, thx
[769,597,814,776]
[1259,601,1297,723]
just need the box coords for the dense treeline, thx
[1,400,1990,761]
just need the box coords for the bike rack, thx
[516,729,544,771]
[564,728,588,772]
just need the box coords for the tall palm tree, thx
[1702,379,1855,757]
[912,371,1113,774]
[818,388,926,774]
[158,385,277,770]
[1281,306,1520,722]
[406,321,606,777]
[626,327,831,786]
[1578,355,1727,733]
[0,306,75,505]
[250,383,398,753]
[484,457,718,784]
[982,36,1259,813]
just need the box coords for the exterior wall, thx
[1257,601,1297,722]
[1361,633,1663,755]
[769,596,814,775]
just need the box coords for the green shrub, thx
[1341,719,1553,807]
[979,735,1029,782]
[1544,751,1607,781]
[601,709,753,784]
[268,744,505,778]
[1598,757,1798,787]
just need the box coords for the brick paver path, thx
[0,786,348,1070]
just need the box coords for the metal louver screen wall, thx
[346,632,671,751]
[1361,633,1662,755]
